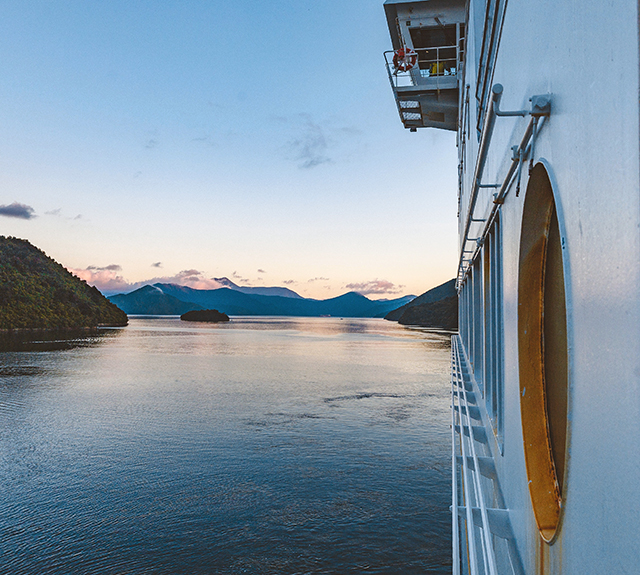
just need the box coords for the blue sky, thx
[0,0,457,299]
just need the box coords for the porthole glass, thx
[518,163,568,542]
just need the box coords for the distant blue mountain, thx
[109,285,204,315]
[108,283,415,318]
[212,277,303,299]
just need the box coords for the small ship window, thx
[484,213,504,444]
[518,163,568,543]
[472,258,484,392]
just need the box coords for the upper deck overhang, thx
[384,0,466,49]
[383,0,466,131]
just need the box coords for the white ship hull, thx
[384,1,640,572]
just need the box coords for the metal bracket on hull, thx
[456,84,552,287]
[493,84,527,117]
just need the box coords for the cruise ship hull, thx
[384,1,640,572]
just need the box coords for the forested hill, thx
[384,279,457,330]
[0,236,127,329]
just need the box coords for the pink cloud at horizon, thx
[344,279,405,296]
[68,266,228,295]
[70,266,130,293]
[67,267,416,301]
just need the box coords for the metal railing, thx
[451,335,498,575]
[383,43,460,89]
[451,335,525,575]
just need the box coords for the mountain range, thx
[108,282,415,318]
[209,277,302,299]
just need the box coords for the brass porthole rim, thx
[537,158,573,538]
[518,161,569,544]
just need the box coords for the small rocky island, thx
[180,309,230,323]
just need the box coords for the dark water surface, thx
[0,317,451,574]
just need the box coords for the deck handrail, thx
[383,43,460,89]
[453,336,498,575]
[451,345,461,575]
[452,336,498,575]
[451,334,525,575]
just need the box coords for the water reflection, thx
[0,317,452,574]
[129,315,452,340]
[0,327,122,352]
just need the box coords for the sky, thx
[0,0,458,300]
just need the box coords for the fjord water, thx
[0,317,451,574]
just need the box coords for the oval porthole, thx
[518,162,568,543]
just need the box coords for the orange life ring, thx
[393,47,418,72]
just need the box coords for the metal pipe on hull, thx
[457,84,504,287]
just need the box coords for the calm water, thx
[0,317,452,574]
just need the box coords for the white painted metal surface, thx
[384,0,640,572]
[457,1,640,571]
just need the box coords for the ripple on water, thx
[0,317,452,574]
